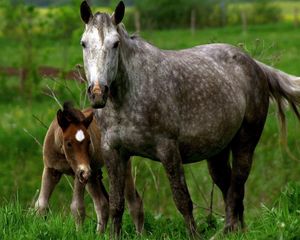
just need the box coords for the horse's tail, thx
[256,60,300,139]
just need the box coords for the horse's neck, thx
[114,34,162,104]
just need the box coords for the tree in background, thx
[1,0,40,98]
[251,0,281,25]
[134,0,215,29]
[0,0,86,99]
[134,0,232,30]
[134,0,282,30]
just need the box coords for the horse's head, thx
[80,1,125,108]
[57,102,93,184]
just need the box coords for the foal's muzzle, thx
[87,82,108,109]
[77,168,91,184]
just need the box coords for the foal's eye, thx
[81,41,86,48]
[113,41,119,49]
[67,142,72,148]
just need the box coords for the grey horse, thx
[79,1,300,237]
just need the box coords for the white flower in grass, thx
[279,222,285,228]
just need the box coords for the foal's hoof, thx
[96,223,106,234]
[34,207,49,218]
[188,226,200,240]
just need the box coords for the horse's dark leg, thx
[124,159,144,234]
[224,121,265,232]
[104,149,128,238]
[157,139,197,238]
[207,147,231,201]
[35,167,62,215]
[86,172,109,233]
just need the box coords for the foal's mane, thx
[62,102,85,123]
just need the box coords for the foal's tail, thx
[256,60,300,138]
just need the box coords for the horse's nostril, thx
[87,85,93,94]
[79,170,84,178]
[103,86,109,95]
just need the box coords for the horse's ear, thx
[82,111,93,129]
[112,1,125,25]
[80,1,93,24]
[57,109,70,131]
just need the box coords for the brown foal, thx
[35,102,144,233]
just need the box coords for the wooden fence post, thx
[134,10,141,33]
[190,9,196,35]
[241,10,247,33]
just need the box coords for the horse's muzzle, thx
[88,82,108,109]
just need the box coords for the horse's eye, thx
[113,41,119,49]
[81,41,86,48]
[67,142,72,148]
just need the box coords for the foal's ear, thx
[112,1,125,25]
[80,1,93,24]
[57,109,70,131]
[82,112,93,129]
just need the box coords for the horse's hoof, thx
[241,225,248,233]
[223,223,239,234]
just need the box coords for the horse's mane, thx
[62,101,85,123]
[117,23,158,52]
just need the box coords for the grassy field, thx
[1,183,300,239]
[1,22,300,239]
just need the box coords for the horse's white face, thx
[80,1,125,108]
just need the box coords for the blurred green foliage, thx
[1,0,40,97]
[134,0,282,29]
[251,0,282,24]
[0,1,287,36]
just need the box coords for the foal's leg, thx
[86,172,109,233]
[35,167,62,214]
[157,139,197,238]
[70,177,86,230]
[207,147,231,201]
[124,160,144,234]
[224,122,264,232]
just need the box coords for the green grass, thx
[1,23,300,239]
[1,182,300,239]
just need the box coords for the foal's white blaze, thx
[75,130,85,142]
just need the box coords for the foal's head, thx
[57,102,93,183]
[80,1,125,108]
